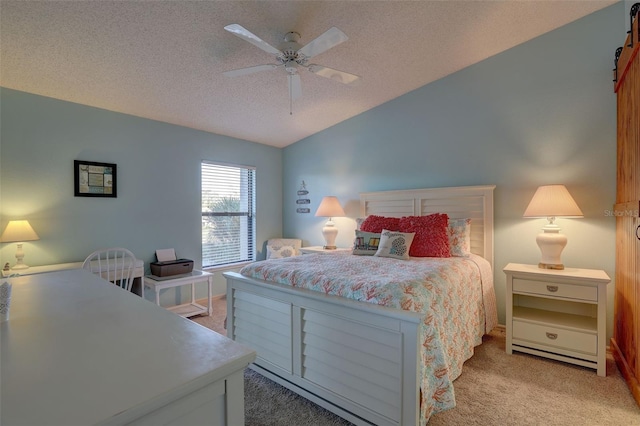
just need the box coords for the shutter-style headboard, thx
[360,185,496,270]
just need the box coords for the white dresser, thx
[504,263,610,376]
[1,269,256,425]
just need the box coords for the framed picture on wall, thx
[74,160,117,198]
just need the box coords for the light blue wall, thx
[0,88,283,297]
[283,4,623,338]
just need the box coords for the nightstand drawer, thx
[513,320,597,355]
[513,278,597,302]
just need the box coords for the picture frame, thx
[74,160,117,198]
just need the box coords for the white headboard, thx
[360,185,496,270]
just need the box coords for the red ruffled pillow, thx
[359,215,401,233]
[399,213,451,257]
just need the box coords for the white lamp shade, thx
[1,220,40,242]
[315,196,345,218]
[523,185,583,218]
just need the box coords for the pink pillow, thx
[360,215,400,233]
[399,213,451,257]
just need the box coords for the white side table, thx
[144,270,213,317]
[504,263,610,376]
[299,246,351,255]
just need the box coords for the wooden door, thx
[612,5,640,406]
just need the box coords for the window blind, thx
[201,161,255,268]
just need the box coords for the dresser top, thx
[503,263,610,283]
[2,269,255,425]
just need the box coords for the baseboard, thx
[196,294,225,305]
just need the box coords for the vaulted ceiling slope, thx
[0,1,616,148]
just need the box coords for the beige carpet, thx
[192,297,640,425]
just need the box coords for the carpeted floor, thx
[192,296,640,425]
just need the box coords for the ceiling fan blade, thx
[288,74,302,100]
[308,64,360,85]
[223,64,279,77]
[224,24,281,55]
[297,27,348,58]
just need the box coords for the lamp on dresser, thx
[523,185,583,270]
[315,196,345,250]
[1,220,40,270]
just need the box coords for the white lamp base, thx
[536,224,567,270]
[322,219,338,250]
[12,243,30,270]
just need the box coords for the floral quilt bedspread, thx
[240,253,498,424]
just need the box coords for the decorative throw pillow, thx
[374,229,415,260]
[266,238,301,259]
[352,230,381,256]
[267,245,297,259]
[449,218,471,257]
[360,215,401,233]
[355,217,366,231]
[399,213,451,257]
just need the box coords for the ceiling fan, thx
[223,24,360,110]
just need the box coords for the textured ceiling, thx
[0,1,616,148]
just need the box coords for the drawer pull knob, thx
[546,332,558,340]
[546,285,559,292]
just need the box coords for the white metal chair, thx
[82,248,138,292]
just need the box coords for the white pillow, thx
[374,229,415,260]
[266,239,301,259]
[448,218,471,257]
[267,245,297,259]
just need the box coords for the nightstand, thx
[504,263,610,376]
[299,246,351,255]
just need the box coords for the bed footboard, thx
[224,271,423,426]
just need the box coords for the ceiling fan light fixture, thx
[284,60,298,74]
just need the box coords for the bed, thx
[223,185,497,426]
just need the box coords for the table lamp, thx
[1,220,40,270]
[315,196,345,249]
[523,185,583,270]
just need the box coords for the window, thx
[201,161,255,268]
